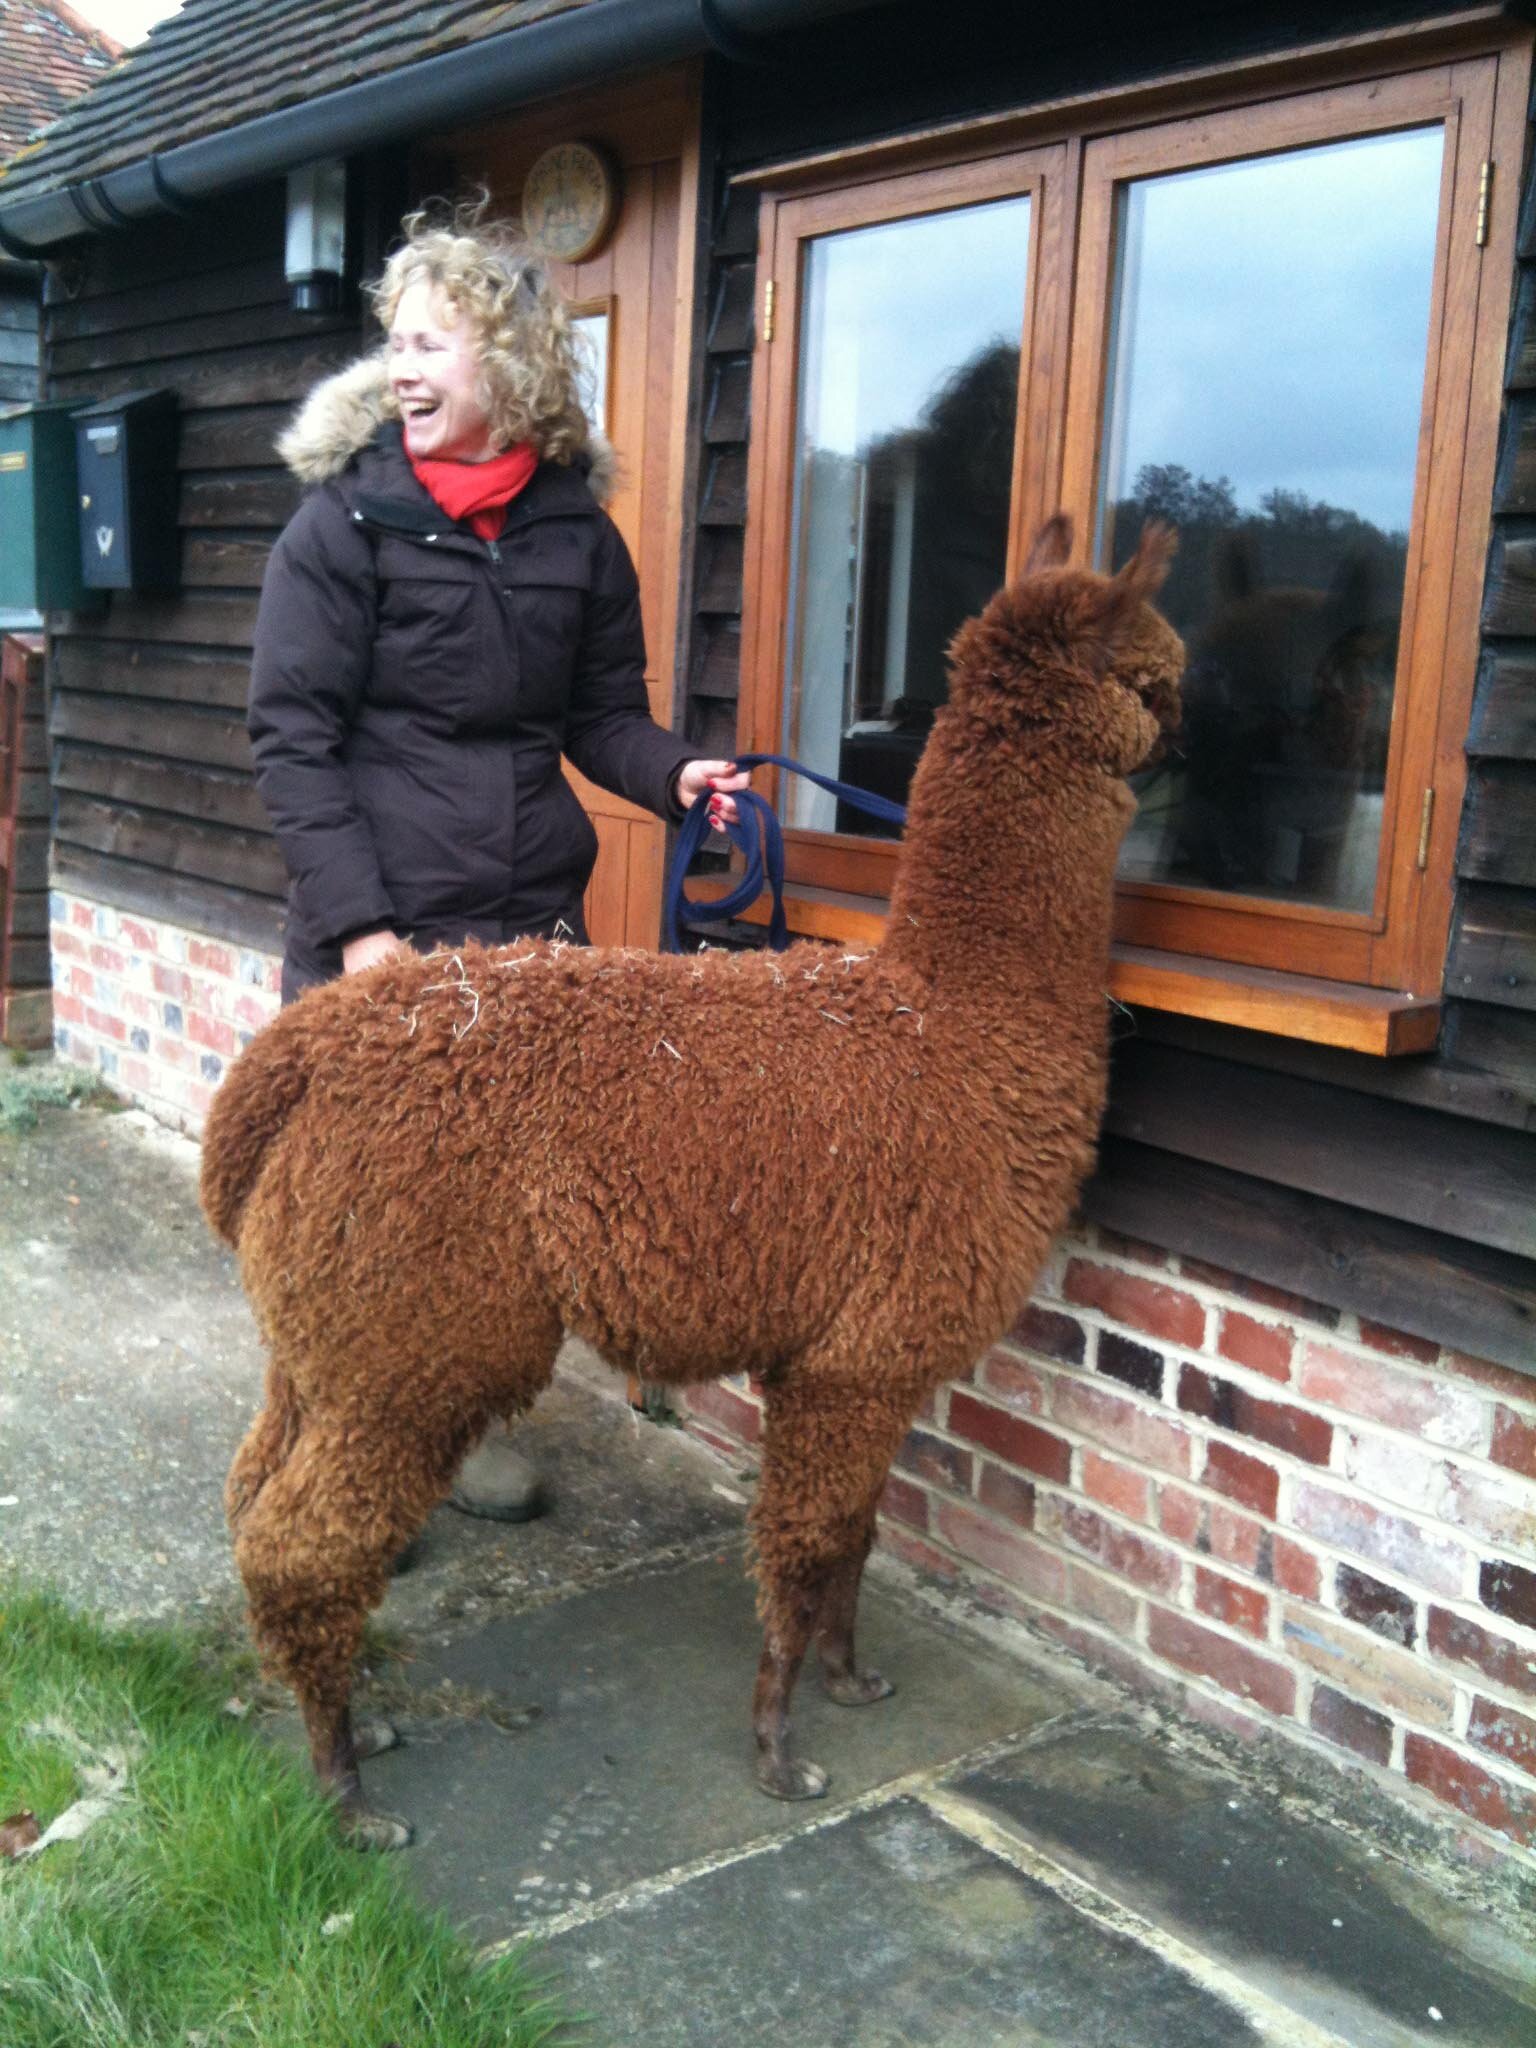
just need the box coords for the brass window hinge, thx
[1476,160,1493,247]
[762,277,775,344]
[1417,786,1435,869]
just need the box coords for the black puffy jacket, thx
[249,406,691,992]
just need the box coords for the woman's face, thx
[387,279,497,462]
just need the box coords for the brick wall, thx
[49,890,280,1134]
[679,1229,1536,1870]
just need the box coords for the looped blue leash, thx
[661,751,907,953]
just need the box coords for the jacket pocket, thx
[372,546,493,722]
[500,541,593,717]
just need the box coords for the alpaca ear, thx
[1110,520,1177,605]
[1023,512,1074,576]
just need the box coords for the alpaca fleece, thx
[201,515,1184,1837]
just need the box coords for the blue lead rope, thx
[661,751,908,953]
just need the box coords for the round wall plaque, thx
[522,141,618,264]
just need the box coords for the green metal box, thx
[0,400,95,611]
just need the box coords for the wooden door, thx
[443,70,701,946]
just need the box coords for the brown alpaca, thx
[201,514,1183,1848]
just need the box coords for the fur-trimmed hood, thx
[275,352,617,504]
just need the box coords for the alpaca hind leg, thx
[233,1412,471,1849]
[815,1513,896,1708]
[225,1357,302,1534]
[750,1389,910,1800]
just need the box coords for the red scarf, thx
[408,443,539,541]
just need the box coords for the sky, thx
[65,0,182,48]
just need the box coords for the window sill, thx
[679,880,1442,1056]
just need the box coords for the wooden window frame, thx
[734,28,1529,1053]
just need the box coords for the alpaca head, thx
[946,513,1185,775]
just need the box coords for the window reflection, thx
[572,310,609,436]
[1101,127,1443,911]
[784,196,1031,832]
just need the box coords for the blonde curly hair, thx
[370,202,592,466]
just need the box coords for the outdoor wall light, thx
[285,160,347,314]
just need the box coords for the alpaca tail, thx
[199,1007,313,1247]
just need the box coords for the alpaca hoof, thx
[756,1755,830,1802]
[352,1717,400,1760]
[823,1669,895,1708]
[338,1805,413,1852]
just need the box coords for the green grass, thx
[0,1585,568,2047]
[0,1055,118,1134]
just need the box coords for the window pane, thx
[573,311,608,436]
[1101,127,1443,912]
[784,195,1031,832]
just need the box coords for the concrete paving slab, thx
[957,1714,1536,2048]
[538,1795,1265,2048]
[369,1553,1091,1943]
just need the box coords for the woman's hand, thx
[675,758,751,829]
[341,930,407,975]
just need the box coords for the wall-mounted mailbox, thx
[74,389,179,593]
[0,400,98,611]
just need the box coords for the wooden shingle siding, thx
[45,182,364,956]
[0,279,40,407]
[673,13,1536,1366]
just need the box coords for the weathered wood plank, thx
[47,261,288,345]
[1134,1008,1536,1134]
[1506,268,1536,389]
[179,471,300,529]
[49,297,344,380]
[1084,1136,1535,1376]
[1467,649,1536,759]
[690,620,741,700]
[51,844,286,954]
[1493,393,1536,513]
[6,937,50,985]
[1458,760,1536,887]
[707,261,755,353]
[699,449,748,527]
[179,407,291,471]
[53,187,288,300]
[54,594,258,650]
[696,528,744,614]
[8,890,49,938]
[50,692,253,773]
[1480,522,1536,637]
[53,741,269,835]
[1447,883,1536,1012]
[1450,1003,1536,1125]
[14,823,48,891]
[1104,1039,1536,1258]
[52,639,252,711]
[55,791,288,896]
[181,536,274,591]
[49,335,360,413]
[705,356,752,444]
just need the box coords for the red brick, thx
[976,1462,1036,1528]
[1040,1498,1180,1596]
[1443,1351,1536,1406]
[151,962,193,1002]
[1194,1566,1269,1637]
[879,1472,929,1532]
[1491,1407,1536,1481]
[118,916,157,951]
[684,1419,741,1463]
[1336,1563,1416,1647]
[880,1522,963,1585]
[1096,1332,1164,1397]
[1404,1735,1536,1846]
[1202,1440,1279,1519]
[686,1379,762,1445]
[186,1081,216,1119]
[1067,1561,1139,1634]
[1178,1365,1332,1466]
[1281,1604,1454,1723]
[1298,1343,1485,1450]
[1481,1560,1536,1631]
[50,992,84,1026]
[1093,1226,1170,1269]
[67,965,93,999]
[83,1005,127,1043]
[187,1012,237,1057]
[1293,1482,1467,1597]
[1065,1260,1206,1349]
[1148,1605,1296,1716]
[896,1425,973,1494]
[154,1035,197,1073]
[1273,1538,1323,1602]
[1051,1376,1194,1477]
[51,927,88,960]
[234,992,275,1034]
[188,939,236,976]
[1467,1695,1536,1780]
[978,1347,1048,1412]
[1082,1450,1150,1522]
[1216,1310,1294,1385]
[1007,1303,1085,1366]
[948,1389,1071,1482]
[1359,1318,1440,1365]
[1310,1684,1392,1766]
[1426,1607,1536,1701]
[121,1056,155,1094]
[70,901,94,929]
[1209,1503,1268,1576]
[121,989,155,1023]
[1158,1483,1204,1548]
[88,941,127,974]
[934,1498,1068,1600]
[1179,1258,1340,1327]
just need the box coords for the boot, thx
[449,1416,547,1523]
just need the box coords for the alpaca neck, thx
[878,706,1131,1016]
